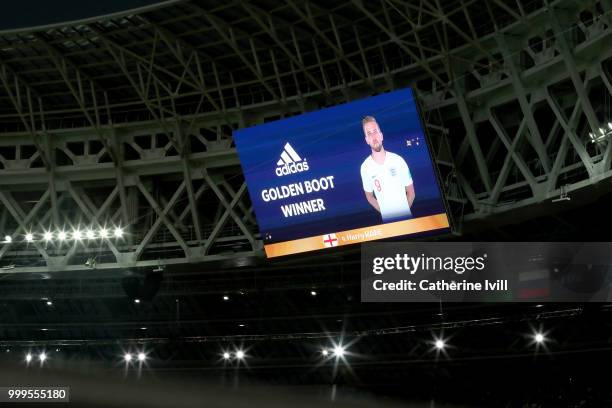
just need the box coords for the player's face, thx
[364,121,384,152]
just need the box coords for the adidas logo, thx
[275,143,309,177]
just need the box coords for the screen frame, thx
[411,88,456,235]
[234,87,454,257]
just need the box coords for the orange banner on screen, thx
[264,213,450,258]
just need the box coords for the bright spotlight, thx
[137,352,146,362]
[113,227,123,238]
[332,345,345,358]
[3,235,11,243]
[25,353,32,363]
[72,230,82,240]
[86,229,95,239]
[99,228,109,239]
[46,301,52,306]
[43,231,53,241]
[235,350,245,360]
[435,339,445,350]
[223,352,230,360]
[534,333,545,344]
[223,295,229,301]
[321,349,329,357]
[25,233,34,242]
[124,353,132,362]
[57,231,67,241]
[134,298,140,304]
[39,352,47,362]
[310,290,317,296]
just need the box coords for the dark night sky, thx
[0,0,165,30]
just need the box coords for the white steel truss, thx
[0,0,611,272]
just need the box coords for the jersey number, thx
[374,179,382,192]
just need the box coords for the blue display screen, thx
[234,88,450,257]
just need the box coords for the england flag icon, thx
[323,233,338,248]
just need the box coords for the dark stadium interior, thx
[1,0,612,406]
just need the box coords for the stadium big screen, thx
[234,88,450,257]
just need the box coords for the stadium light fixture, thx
[39,352,47,362]
[113,227,123,238]
[332,345,345,358]
[57,231,67,241]
[86,229,95,239]
[25,233,34,242]
[72,229,82,240]
[124,353,132,362]
[431,333,450,358]
[3,235,11,243]
[321,349,329,357]
[223,352,231,360]
[589,124,612,143]
[137,352,146,362]
[527,325,551,352]
[534,332,545,344]
[235,350,245,360]
[99,228,109,239]
[25,353,32,363]
[43,231,53,241]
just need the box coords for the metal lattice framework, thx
[0,0,611,272]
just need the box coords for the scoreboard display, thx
[234,88,450,257]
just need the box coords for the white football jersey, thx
[360,151,413,222]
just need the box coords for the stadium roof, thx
[0,0,547,131]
